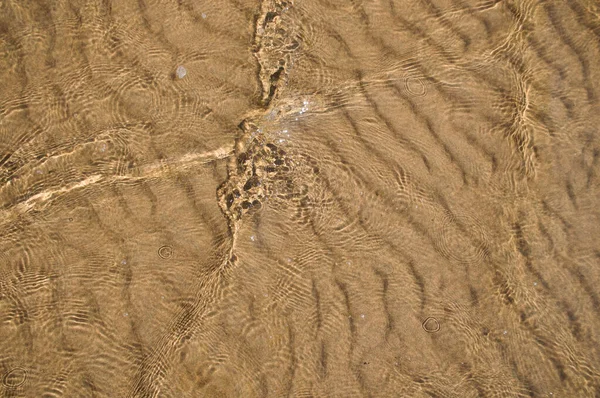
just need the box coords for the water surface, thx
[1,0,599,397]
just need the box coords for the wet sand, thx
[1,0,600,397]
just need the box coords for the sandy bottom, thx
[0,0,599,397]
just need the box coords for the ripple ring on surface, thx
[434,212,488,265]
[158,245,173,259]
[3,368,27,388]
[422,317,440,333]
[404,76,427,97]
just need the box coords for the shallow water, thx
[1,0,599,397]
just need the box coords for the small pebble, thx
[201,13,207,19]
[176,65,187,79]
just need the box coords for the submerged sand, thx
[1,0,599,397]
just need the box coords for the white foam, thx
[176,65,187,79]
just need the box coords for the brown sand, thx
[1,0,600,397]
